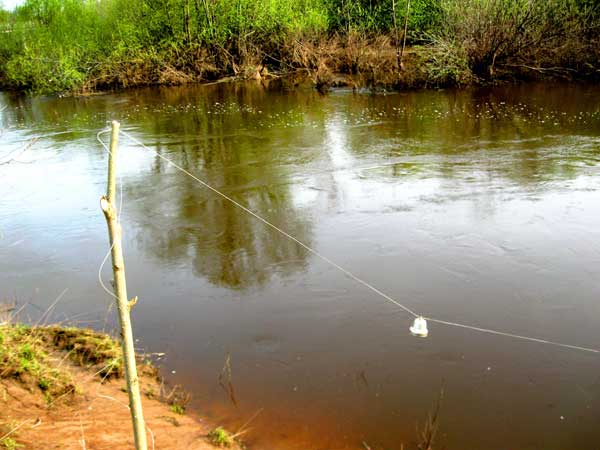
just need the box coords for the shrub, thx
[430,0,599,80]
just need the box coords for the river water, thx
[1,81,600,449]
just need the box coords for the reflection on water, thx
[1,82,600,450]
[126,131,313,289]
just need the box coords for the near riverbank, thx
[0,321,242,450]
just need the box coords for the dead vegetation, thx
[159,382,192,416]
[76,32,430,94]
[43,326,124,379]
[284,33,429,91]
[429,0,600,83]
[417,385,444,450]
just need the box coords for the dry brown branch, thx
[232,408,263,439]
[78,414,87,450]
[0,419,31,442]
[218,352,238,407]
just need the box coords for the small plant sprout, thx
[170,404,185,415]
[0,437,23,450]
[208,427,235,448]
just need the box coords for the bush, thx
[429,0,600,81]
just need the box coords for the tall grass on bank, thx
[0,0,598,94]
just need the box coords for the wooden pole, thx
[100,120,148,450]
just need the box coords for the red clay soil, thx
[0,363,239,450]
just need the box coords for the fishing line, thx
[425,317,599,353]
[114,129,599,355]
[119,130,419,318]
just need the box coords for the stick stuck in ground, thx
[100,120,148,450]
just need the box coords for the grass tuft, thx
[170,404,185,415]
[208,427,235,448]
[42,326,123,379]
[0,437,23,450]
[0,324,76,401]
[0,323,127,402]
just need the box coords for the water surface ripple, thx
[1,82,600,449]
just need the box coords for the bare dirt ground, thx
[1,364,240,450]
[0,324,241,450]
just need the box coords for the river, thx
[1,81,600,449]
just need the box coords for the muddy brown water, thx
[1,81,600,450]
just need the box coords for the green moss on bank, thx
[44,326,123,378]
[0,323,123,402]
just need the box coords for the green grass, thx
[45,326,123,379]
[208,427,235,448]
[0,324,75,402]
[0,437,23,450]
[0,323,125,402]
[170,404,185,415]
